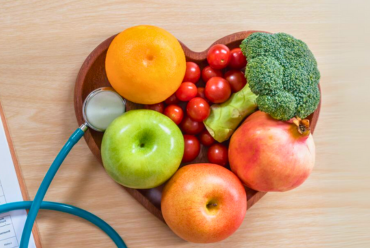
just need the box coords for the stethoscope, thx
[0,87,128,248]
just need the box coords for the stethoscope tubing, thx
[20,125,87,247]
[0,201,127,247]
[0,124,127,247]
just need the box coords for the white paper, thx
[0,116,36,248]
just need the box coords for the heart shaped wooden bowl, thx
[74,31,321,222]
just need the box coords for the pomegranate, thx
[229,111,315,192]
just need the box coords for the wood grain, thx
[0,0,369,247]
[74,30,321,222]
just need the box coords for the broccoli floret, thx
[276,33,309,59]
[240,33,282,60]
[246,56,283,95]
[283,67,311,93]
[295,84,320,118]
[240,32,320,120]
[257,91,296,121]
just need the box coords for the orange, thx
[105,25,186,104]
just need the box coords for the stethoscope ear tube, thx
[0,201,127,247]
[19,126,86,247]
[0,124,127,248]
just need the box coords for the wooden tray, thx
[74,31,321,222]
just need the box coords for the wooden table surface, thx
[1,1,369,247]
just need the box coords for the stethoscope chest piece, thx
[83,87,126,132]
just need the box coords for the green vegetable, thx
[204,84,257,142]
[204,32,320,142]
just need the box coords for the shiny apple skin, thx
[229,111,315,192]
[161,163,247,243]
[101,109,184,189]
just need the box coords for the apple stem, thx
[207,202,218,208]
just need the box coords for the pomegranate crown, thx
[293,117,311,136]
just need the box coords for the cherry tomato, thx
[201,66,223,82]
[207,143,228,166]
[229,48,247,69]
[205,77,231,103]
[196,87,206,99]
[175,82,197,101]
[182,135,200,162]
[183,62,201,83]
[199,129,215,146]
[165,93,179,105]
[224,70,247,92]
[195,87,209,103]
[207,44,230,70]
[164,105,184,125]
[186,97,210,122]
[180,115,204,135]
[144,102,164,113]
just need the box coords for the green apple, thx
[101,109,184,189]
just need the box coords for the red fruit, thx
[205,77,231,103]
[207,143,228,166]
[183,62,201,83]
[196,87,210,103]
[186,97,210,122]
[201,66,223,82]
[207,44,230,70]
[176,82,197,101]
[161,164,247,243]
[229,111,316,192]
[224,70,247,92]
[165,93,179,105]
[199,129,215,146]
[196,87,206,98]
[182,135,200,162]
[229,48,247,69]
[144,102,164,113]
[164,105,184,125]
[180,115,204,135]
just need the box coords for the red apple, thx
[161,163,246,243]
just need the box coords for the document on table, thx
[0,116,36,248]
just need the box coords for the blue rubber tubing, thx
[20,126,126,248]
[0,201,127,247]
[20,127,85,247]
[17,127,127,248]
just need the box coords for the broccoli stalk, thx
[204,84,257,142]
[204,32,320,142]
